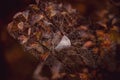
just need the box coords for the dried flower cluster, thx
[7,0,120,80]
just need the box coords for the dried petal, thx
[83,41,94,48]
[22,10,29,20]
[50,10,58,17]
[13,12,23,18]
[36,46,44,53]
[78,25,88,31]
[96,30,104,37]
[18,35,28,44]
[65,4,76,13]
[31,14,44,24]
[7,22,13,33]
[17,22,24,30]
[55,35,71,51]
[28,28,31,35]
[44,21,52,26]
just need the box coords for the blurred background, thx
[0,0,120,80]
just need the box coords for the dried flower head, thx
[7,0,120,80]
